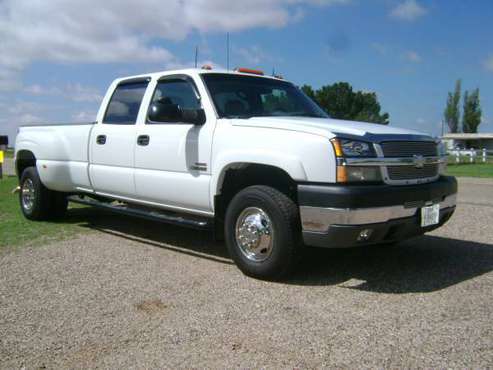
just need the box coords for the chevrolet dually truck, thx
[15,67,457,279]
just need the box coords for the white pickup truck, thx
[15,67,457,279]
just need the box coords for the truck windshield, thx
[202,73,328,119]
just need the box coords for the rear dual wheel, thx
[20,166,68,221]
[225,185,301,280]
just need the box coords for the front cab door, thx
[134,75,214,214]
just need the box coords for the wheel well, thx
[16,150,36,178]
[214,164,298,223]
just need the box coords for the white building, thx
[442,133,493,150]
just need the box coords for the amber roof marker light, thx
[234,67,264,76]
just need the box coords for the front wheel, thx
[224,185,301,280]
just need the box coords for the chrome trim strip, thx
[344,156,446,167]
[300,194,456,232]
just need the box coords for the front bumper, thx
[298,176,457,248]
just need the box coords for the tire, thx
[224,185,301,280]
[19,166,68,221]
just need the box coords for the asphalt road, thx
[1,178,492,368]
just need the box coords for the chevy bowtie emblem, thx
[413,154,425,169]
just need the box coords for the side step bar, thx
[67,195,212,230]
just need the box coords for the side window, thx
[103,81,149,124]
[148,78,201,124]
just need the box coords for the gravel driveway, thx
[1,178,492,368]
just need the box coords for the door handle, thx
[96,135,106,145]
[137,135,150,146]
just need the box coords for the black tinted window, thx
[152,79,200,108]
[202,73,327,119]
[104,81,149,124]
[147,78,201,124]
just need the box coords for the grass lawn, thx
[0,176,91,249]
[446,163,493,178]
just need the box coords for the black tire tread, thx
[225,185,301,280]
[20,167,68,221]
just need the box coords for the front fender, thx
[210,150,307,205]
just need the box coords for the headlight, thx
[331,138,382,183]
[332,138,376,157]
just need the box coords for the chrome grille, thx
[387,164,438,180]
[381,141,439,182]
[381,141,437,157]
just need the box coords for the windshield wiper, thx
[284,113,326,118]
[223,115,252,119]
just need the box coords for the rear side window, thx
[103,80,149,124]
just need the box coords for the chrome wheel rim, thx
[21,178,35,212]
[235,207,274,262]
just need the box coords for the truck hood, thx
[231,117,432,140]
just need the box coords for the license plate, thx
[421,204,440,227]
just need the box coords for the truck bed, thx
[16,122,96,192]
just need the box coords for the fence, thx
[447,148,493,164]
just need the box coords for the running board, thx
[67,195,212,230]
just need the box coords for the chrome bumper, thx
[300,194,457,233]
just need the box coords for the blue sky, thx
[1,0,492,144]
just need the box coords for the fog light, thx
[357,229,373,241]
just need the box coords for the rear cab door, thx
[89,77,150,198]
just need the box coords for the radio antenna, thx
[194,45,198,68]
[226,32,230,71]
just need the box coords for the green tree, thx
[462,88,482,133]
[444,79,461,133]
[301,84,316,100]
[301,82,389,124]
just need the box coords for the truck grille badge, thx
[413,154,425,169]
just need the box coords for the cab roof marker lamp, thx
[234,67,264,76]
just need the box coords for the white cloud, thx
[6,101,45,116]
[390,0,427,21]
[72,111,97,122]
[483,55,493,72]
[23,83,103,103]
[0,0,349,90]
[23,85,61,96]
[404,50,422,63]
[18,113,42,125]
[65,84,103,103]
[234,46,271,65]
[416,118,425,124]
